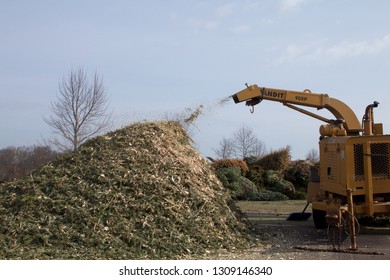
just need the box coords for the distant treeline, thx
[0,146,59,182]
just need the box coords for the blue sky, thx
[1,0,390,159]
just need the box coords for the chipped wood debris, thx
[0,121,253,259]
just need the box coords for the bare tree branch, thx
[232,125,265,159]
[213,138,235,159]
[43,67,112,151]
[214,125,266,159]
[306,148,319,163]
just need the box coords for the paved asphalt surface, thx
[245,211,390,260]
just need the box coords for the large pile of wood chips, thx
[0,121,253,259]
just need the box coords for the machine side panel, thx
[319,137,348,196]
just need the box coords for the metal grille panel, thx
[371,143,390,179]
[353,142,390,181]
[354,144,364,181]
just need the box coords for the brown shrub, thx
[211,159,249,174]
[254,146,291,171]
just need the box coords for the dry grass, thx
[236,200,311,215]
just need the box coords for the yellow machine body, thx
[314,135,390,215]
[232,83,390,229]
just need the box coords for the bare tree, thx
[0,145,58,181]
[251,138,267,159]
[232,125,265,159]
[44,67,112,151]
[306,148,319,163]
[214,125,266,159]
[214,137,235,159]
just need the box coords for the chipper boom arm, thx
[232,84,362,135]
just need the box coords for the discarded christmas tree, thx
[0,121,252,259]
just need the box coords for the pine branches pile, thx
[0,121,253,259]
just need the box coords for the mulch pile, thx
[0,121,253,259]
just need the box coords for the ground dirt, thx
[214,200,390,260]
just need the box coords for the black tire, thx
[312,209,327,229]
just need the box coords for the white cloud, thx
[216,3,235,17]
[169,12,178,21]
[280,0,307,11]
[230,24,250,34]
[255,18,274,27]
[275,35,390,64]
[187,18,218,31]
[274,41,322,64]
[243,1,261,11]
[323,35,390,58]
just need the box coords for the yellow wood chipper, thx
[232,84,390,249]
